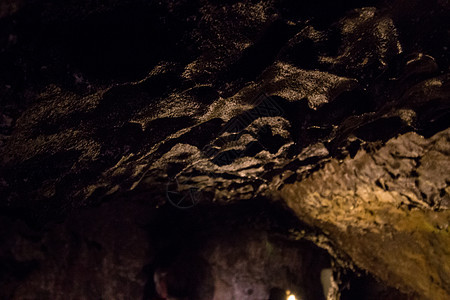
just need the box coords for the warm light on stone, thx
[287,294,297,300]
[0,1,448,299]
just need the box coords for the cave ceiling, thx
[0,0,449,299]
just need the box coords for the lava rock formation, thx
[0,0,449,299]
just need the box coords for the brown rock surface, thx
[0,0,449,299]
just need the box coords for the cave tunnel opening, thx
[142,199,332,300]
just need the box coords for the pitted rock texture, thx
[0,0,449,299]
[281,129,450,299]
[1,0,449,213]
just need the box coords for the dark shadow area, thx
[143,199,330,300]
[340,272,416,300]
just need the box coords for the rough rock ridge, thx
[0,0,449,299]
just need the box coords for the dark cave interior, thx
[0,0,449,299]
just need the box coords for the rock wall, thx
[0,0,449,299]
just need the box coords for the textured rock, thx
[0,199,152,299]
[0,0,449,299]
[281,129,450,299]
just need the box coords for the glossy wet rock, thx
[0,0,449,299]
